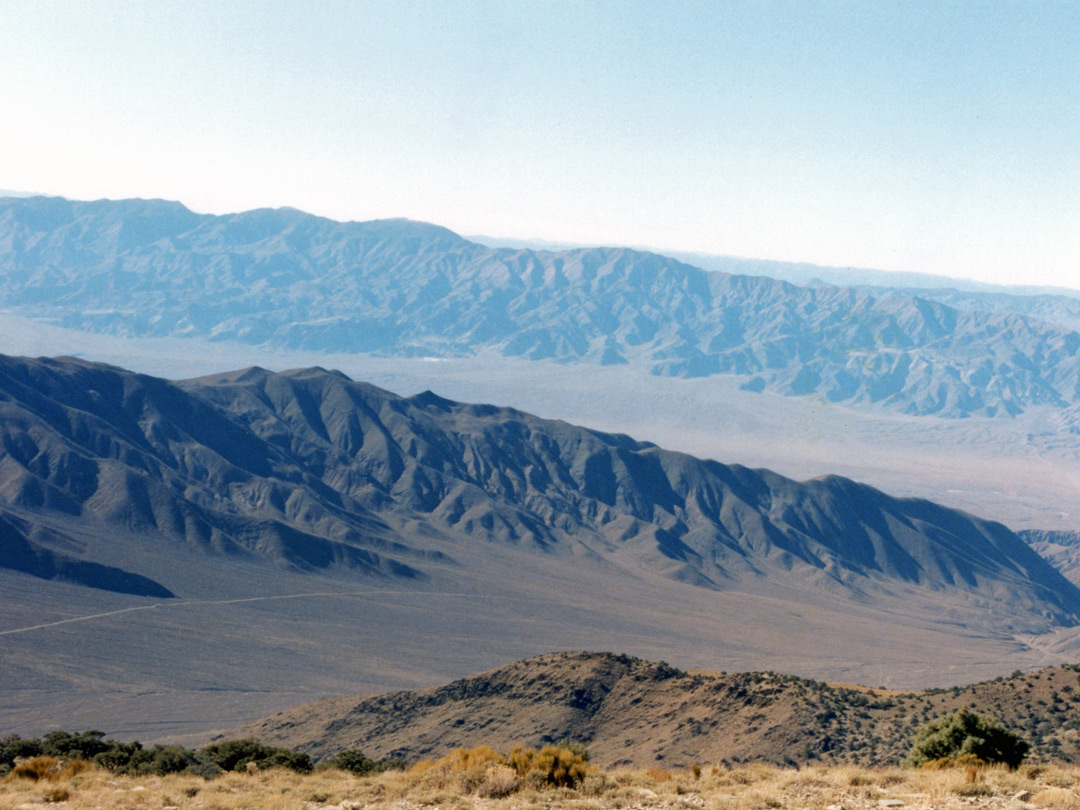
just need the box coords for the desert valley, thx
[1,195,1080,778]
[8,4,1080,807]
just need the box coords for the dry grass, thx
[3,759,1080,809]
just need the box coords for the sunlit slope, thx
[5,196,1080,418]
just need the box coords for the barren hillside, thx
[240,651,1080,768]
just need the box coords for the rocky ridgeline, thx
[1,355,1076,634]
[238,652,1080,768]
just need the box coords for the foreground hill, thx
[239,651,1080,768]
[3,355,1080,739]
[4,196,1080,419]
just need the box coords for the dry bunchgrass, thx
[3,759,1080,809]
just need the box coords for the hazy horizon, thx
[2,1,1078,288]
[4,187,1080,297]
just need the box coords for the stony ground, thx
[4,762,1080,810]
[240,654,1080,769]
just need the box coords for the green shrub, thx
[0,731,320,780]
[320,748,404,776]
[1,734,43,770]
[198,738,313,774]
[90,740,142,772]
[180,760,224,780]
[41,730,112,761]
[905,709,1029,769]
[126,744,209,776]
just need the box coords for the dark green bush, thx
[198,738,313,774]
[1,734,44,772]
[41,730,113,761]
[0,731,311,779]
[905,709,1029,769]
[90,740,143,772]
[127,744,212,776]
[320,748,404,776]
[178,759,224,780]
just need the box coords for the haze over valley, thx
[4,196,1080,750]
[5,197,1080,423]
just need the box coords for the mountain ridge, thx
[0,353,1076,626]
[5,196,1080,420]
[4,354,1080,740]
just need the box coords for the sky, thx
[1,0,1078,287]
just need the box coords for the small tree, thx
[905,709,1029,769]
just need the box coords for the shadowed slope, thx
[0,354,1076,627]
[0,355,423,579]
[0,511,173,597]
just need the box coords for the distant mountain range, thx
[5,196,1080,420]
[471,234,1080,299]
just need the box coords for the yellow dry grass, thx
[3,760,1080,810]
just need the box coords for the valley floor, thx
[3,761,1078,810]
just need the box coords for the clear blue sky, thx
[2,1,1078,286]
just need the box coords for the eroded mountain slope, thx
[0,354,1075,629]
[4,196,1080,418]
[3,355,1080,741]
